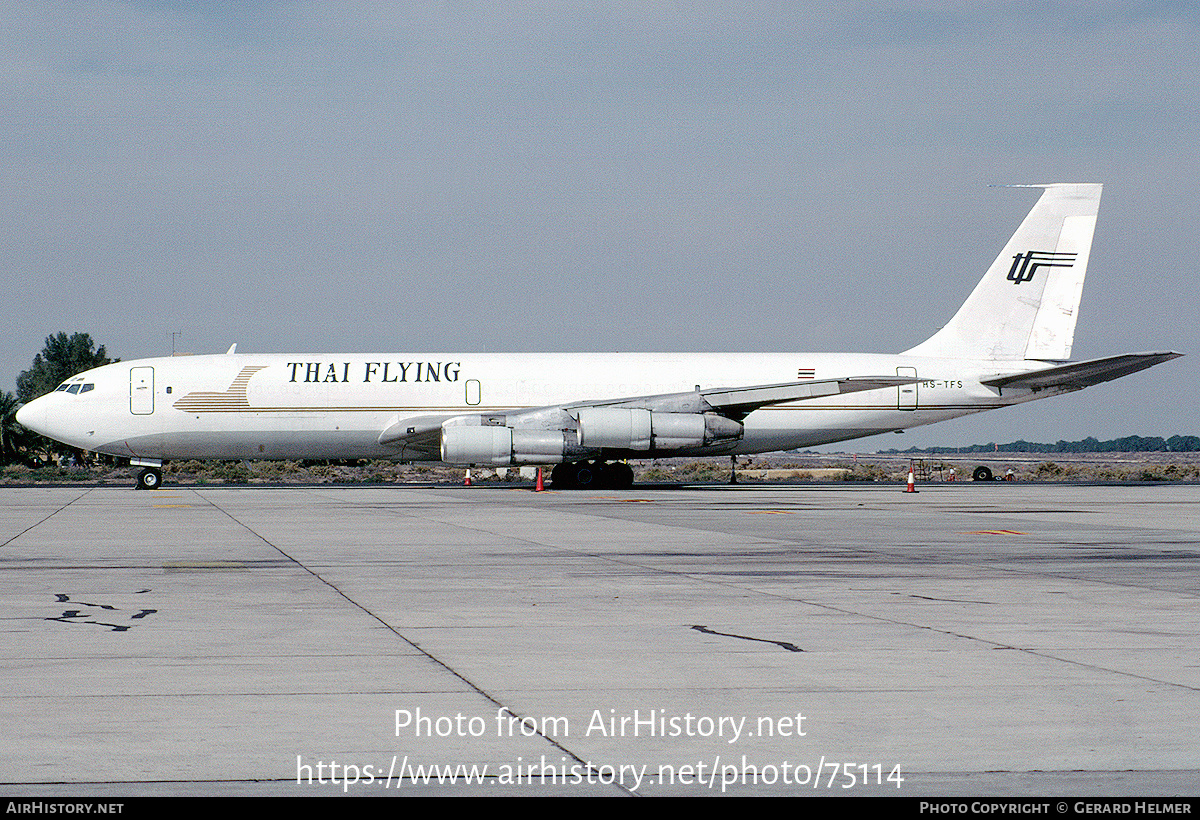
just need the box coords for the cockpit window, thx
[54,379,92,396]
[53,380,93,395]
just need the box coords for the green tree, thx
[17,333,116,403]
[0,390,31,462]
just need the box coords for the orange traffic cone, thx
[905,469,917,493]
[535,467,544,492]
[464,468,472,486]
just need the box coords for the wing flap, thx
[701,376,918,416]
[980,352,1182,391]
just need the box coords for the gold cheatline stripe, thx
[172,365,270,412]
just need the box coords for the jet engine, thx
[439,407,744,466]
[576,408,742,450]
[440,426,571,466]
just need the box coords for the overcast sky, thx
[3,2,1196,449]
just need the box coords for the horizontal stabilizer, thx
[980,352,1183,391]
[702,376,918,416]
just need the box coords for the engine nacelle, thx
[576,408,742,450]
[576,408,652,449]
[440,426,570,466]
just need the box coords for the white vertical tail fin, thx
[904,183,1102,361]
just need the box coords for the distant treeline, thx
[882,435,1200,454]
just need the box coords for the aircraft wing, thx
[980,352,1183,392]
[377,375,917,455]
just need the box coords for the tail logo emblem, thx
[1007,251,1076,284]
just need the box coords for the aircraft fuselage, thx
[21,351,1051,463]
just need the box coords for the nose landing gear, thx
[136,467,163,490]
[132,458,165,490]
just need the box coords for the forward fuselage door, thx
[896,367,917,411]
[130,367,155,415]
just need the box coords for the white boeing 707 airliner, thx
[17,183,1181,489]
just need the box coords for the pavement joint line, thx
[0,487,94,549]
[190,488,636,796]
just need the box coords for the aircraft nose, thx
[16,393,80,447]
[14,398,42,434]
[15,393,65,443]
[16,389,107,452]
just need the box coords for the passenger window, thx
[66,385,81,394]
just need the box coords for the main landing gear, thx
[550,461,635,490]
